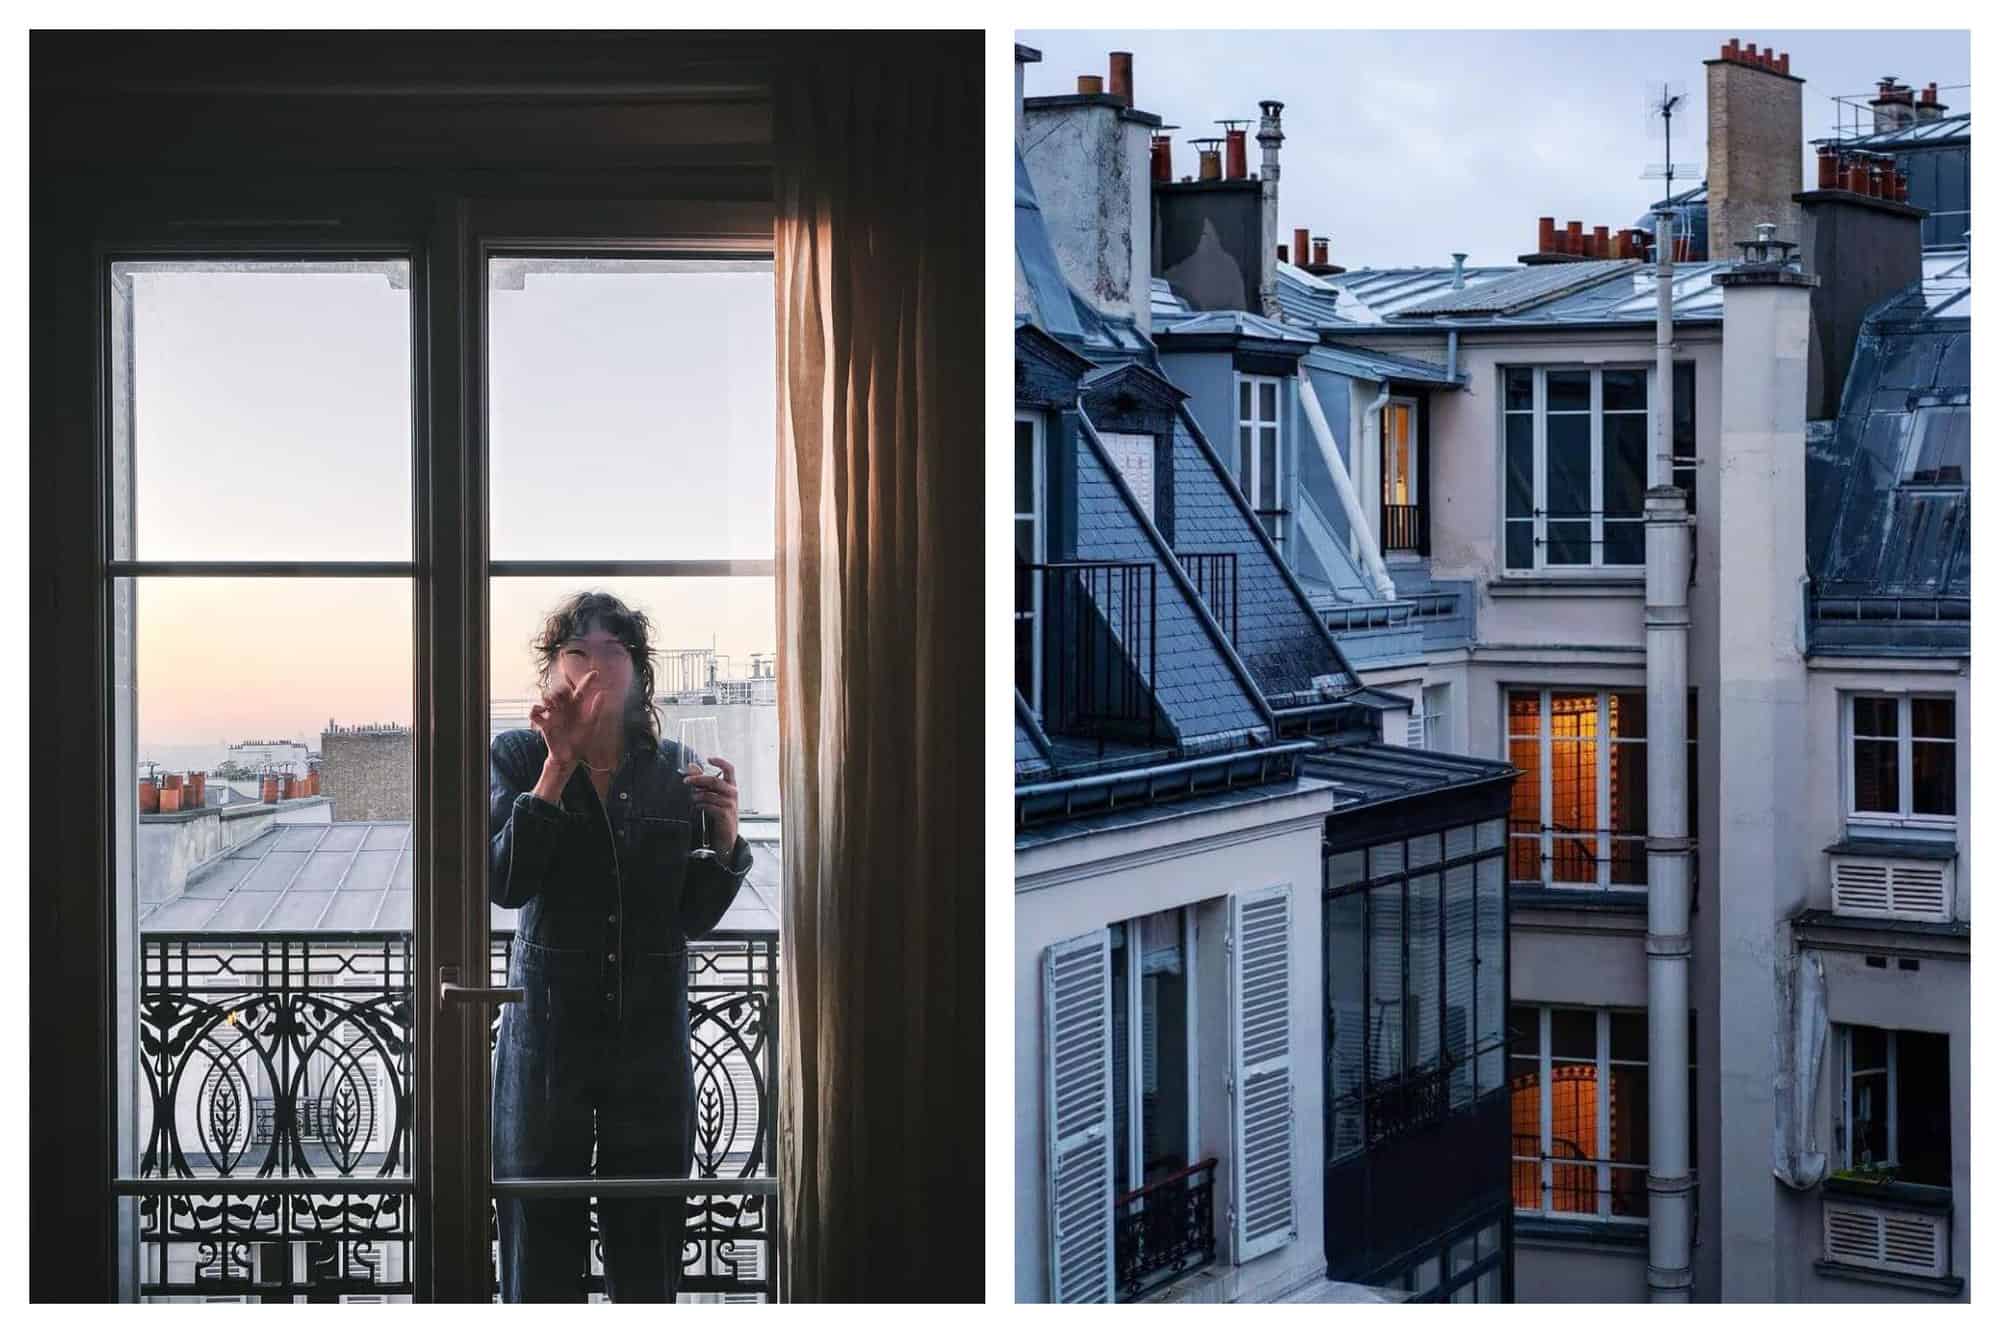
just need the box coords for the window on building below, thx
[1898,403,1969,485]
[1501,365,1655,571]
[1110,907,1193,1197]
[1509,1005,1697,1222]
[1507,688,1698,890]
[1236,374,1284,542]
[1422,683,1452,752]
[1849,694,1956,825]
[1839,1026,1951,1188]
[1325,817,1509,1162]
[1671,361,1697,510]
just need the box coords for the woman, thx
[489,591,752,1303]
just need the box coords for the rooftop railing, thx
[1019,560,1161,751]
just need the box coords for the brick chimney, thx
[1706,38,1805,261]
[1869,76,1917,133]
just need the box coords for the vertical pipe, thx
[1646,203,1694,1303]
[1257,101,1285,318]
[1107,50,1133,104]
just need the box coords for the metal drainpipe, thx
[1645,203,1695,1304]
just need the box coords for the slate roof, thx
[140,817,783,934]
[1806,249,1970,656]
[1161,412,1360,704]
[1155,307,1316,345]
[1303,343,1464,388]
[1301,742,1517,811]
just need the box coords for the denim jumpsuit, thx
[489,727,752,1303]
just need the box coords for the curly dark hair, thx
[529,591,660,746]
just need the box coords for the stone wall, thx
[320,725,412,821]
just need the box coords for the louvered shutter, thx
[1229,886,1295,1263]
[1405,711,1427,748]
[1044,930,1115,1303]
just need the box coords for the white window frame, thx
[1381,396,1420,556]
[1016,412,1046,714]
[1505,687,1645,890]
[1499,365,1652,574]
[1844,693,1958,831]
[1512,1006,1648,1225]
[1422,682,1452,752]
[1235,372,1285,543]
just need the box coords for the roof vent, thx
[1450,253,1467,289]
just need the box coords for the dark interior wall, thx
[1153,180,1263,313]
[1794,191,1925,421]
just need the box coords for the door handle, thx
[438,964,524,1009]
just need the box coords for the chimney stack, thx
[1219,120,1249,180]
[1257,99,1285,317]
[1151,130,1174,184]
[1194,138,1222,181]
[1076,74,1103,95]
[1869,76,1916,133]
[1108,51,1133,105]
[1706,38,1804,261]
[1293,227,1310,266]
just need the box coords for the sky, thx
[1018,28,1970,269]
[127,261,778,760]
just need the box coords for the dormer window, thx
[1236,373,1285,542]
[1898,403,1968,485]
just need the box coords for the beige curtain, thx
[773,35,984,1302]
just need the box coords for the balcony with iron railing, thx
[1017,559,1161,757]
[135,929,776,1302]
[1381,504,1424,555]
[1115,1158,1218,1302]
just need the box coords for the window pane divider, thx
[107,561,417,577]
[490,559,775,577]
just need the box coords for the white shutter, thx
[1099,432,1156,521]
[1229,886,1295,1263]
[1044,930,1115,1303]
[1405,711,1427,748]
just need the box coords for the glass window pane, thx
[491,578,780,823]
[1326,890,1367,1160]
[1912,697,1955,739]
[1672,363,1697,462]
[1370,840,1405,879]
[1239,425,1254,491]
[112,259,413,561]
[1505,415,1534,518]
[1602,368,1647,412]
[1508,690,1543,735]
[1504,367,1534,411]
[1408,833,1442,868]
[1258,379,1277,422]
[1853,739,1900,813]
[1475,859,1505,1094]
[1549,1009,1596,1061]
[1853,696,1901,738]
[1609,1011,1646,1063]
[1546,370,1590,412]
[1110,923,1131,1195]
[1610,739,1647,886]
[1444,863,1477,1107]
[1370,884,1404,1083]
[1508,735,1541,881]
[1409,873,1442,1073]
[488,257,776,561]
[1545,415,1592,517]
[1505,520,1536,571]
[1602,521,1645,566]
[1138,910,1190,1184]
[1509,1044,1542,1209]
[1326,849,1366,890]
[1239,379,1251,420]
[1912,741,1956,816]
[1015,419,1034,515]
[1895,1030,1952,1187]
[1260,426,1279,507]
[1603,413,1648,516]
[1610,691,1645,740]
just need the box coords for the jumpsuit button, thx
[607,952,617,962]
[619,792,628,800]
[607,914,617,925]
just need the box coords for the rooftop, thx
[1832,112,1971,150]
[1275,257,1728,330]
[139,816,783,934]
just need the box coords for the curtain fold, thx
[773,34,984,1302]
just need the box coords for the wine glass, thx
[678,717,723,862]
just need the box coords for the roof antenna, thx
[1642,78,1698,262]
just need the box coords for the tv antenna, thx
[1641,79,1698,195]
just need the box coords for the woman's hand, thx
[529,669,603,798]
[684,754,740,852]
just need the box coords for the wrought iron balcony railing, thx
[1115,1158,1218,1302]
[136,929,775,1302]
[1174,550,1239,644]
[1018,559,1160,748]
[1381,503,1424,554]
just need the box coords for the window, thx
[1507,688,1697,889]
[1109,908,1195,1196]
[1898,404,1968,485]
[1386,1219,1506,1303]
[1016,414,1045,712]
[1501,366,1652,571]
[1671,361,1697,510]
[1510,1006,1695,1221]
[1325,818,1508,1161]
[1381,398,1420,554]
[1848,694,1956,825]
[1099,431,1156,521]
[1837,1027,1951,1188]
[1236,374,1284,541]
[1422,683,1452,752]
